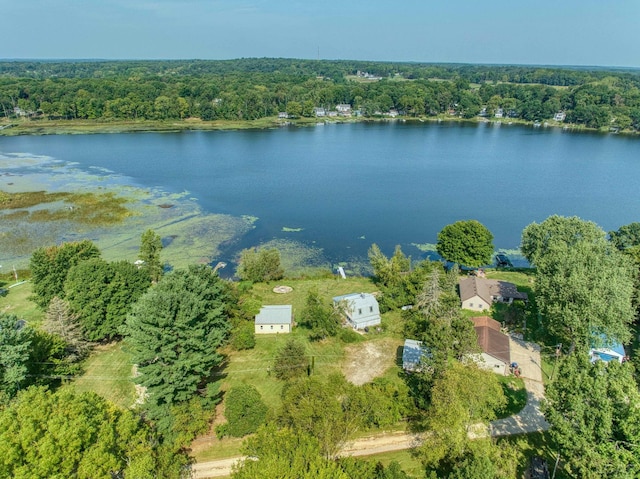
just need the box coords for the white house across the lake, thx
[333,293,381,330]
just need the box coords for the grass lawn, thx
[246,276,377,316]
[0,280,44,325]
[495,375,527,419]
[361,449,424,477]
[71,341,136,409]
[498,431,566,479]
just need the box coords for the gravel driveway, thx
[490,336,549,436]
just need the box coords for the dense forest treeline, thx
[2,58,640,130]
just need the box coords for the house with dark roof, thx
[459,277,528,312]
[332,293,381,329]
[402,339,430,371]
[254,305,293,334]
[470,316,511,374]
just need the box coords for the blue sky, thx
[2,0,639,67]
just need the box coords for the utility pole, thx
[551,344,561,381]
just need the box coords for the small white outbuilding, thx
[255,305,293,334]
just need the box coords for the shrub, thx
[224,384,268,437]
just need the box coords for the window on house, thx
[270,325,273,330]
[369,306,373,313]
[358,308,362,315]
[280,325,284,330]
[469,303,474,308]
[260,325,263,330]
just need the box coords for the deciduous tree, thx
[417,362,505,469]
[65,258,150,341]
[0,386,187,479]
[236,247,284,283]
[609,222,640,251]
[298,287,342,340]
[29,240,101,309]
[436,220,494,268]
[543,355,640,478]
[520,215,605,265]
[535,239,634,350]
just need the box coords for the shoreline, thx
[1,115,636,137]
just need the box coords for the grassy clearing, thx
[361,449,424,477]
[192,436,245,462]
[497,431,566,479]
[0,280,43,325]
[71,342,136,409]
[495,375,527,419]
[246,276,376,315]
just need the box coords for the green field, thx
[0,280,43,325]
[71,341,136,409]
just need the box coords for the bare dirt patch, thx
[342,338,401,385]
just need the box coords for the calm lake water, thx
[1,121,639,266]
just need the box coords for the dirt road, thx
[191,431,420,478]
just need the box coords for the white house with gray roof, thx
[332,293,381,329]
[255,305,293,334]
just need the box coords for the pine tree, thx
[43,296,88,359]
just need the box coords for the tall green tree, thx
[139,229,163,283]
[436,220,494,268]
[416,361,505,470]
[543,355,640,479]
[233,424,411,479]
[0,386,187,479]
[224,384,268,437]
[43,296,88,359]
[298,287,342,340]
[29,240,101,309]
[65,258,150,341]
[236,247,284,283]
[520,215,605,265]
[125,264,232,408]
[273,338,308,381]
[0,314,33,401]
[609,222,640,251]
[279,375,362,458]
[232,425,349,479]
[534,239,634,350]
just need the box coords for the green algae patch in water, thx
[0,155,256,271]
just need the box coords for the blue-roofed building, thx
[590,340,626,364]
[255,305,293,334]
[332,292,381,330]
[402,339,430,372]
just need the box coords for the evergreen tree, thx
[125,265,232,408]
[273,339,308,381]
[43,296,88,359]
[0,314,33,401]
[139,229,163,283]
[224,384,268,437]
